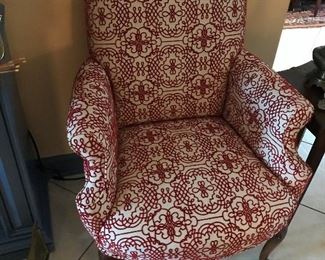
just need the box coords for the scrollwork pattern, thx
[86,0,246,126]
[66,0,314,259]
[223,49,314,197]
[67,58,118,241]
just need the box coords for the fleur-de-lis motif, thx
[129,31,150,55]
[236,199,259,225]
[95,7,110,25]
[195,27,213,49]
[197,78,210,96]
[197,181,209,198]
[162,4,183,23]
[220,153,236,169]
[122,193,132,211]
[156,212,183,240]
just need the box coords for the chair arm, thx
[66,58,118,239]
[223,49,314,197]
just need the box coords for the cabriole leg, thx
[259,227,288,260]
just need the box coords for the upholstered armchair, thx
[67,1,314,259]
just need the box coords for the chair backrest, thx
[86,0,247,127]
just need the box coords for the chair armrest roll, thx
[224,49,314,197]
[66,58,118,239]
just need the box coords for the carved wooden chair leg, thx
[259,227,288,260]
[98,250,118,260]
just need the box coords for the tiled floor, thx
[48,129,325,260]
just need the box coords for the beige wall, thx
[245,0,290,65]
[2,0,88,157]
[2,0,289,157]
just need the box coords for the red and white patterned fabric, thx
[67,58,118,241]
[86,0,246,126]
[98,117,296,259]
[223,49,314,198]
[66,0,314,259]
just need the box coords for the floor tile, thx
[80,241,98,260]
[302,129,316,145]
[48,183,92,260]
[297,140,325,212]
[298,141,312,161]
[272,206,325,260]
[302,155,325,212]
[50,173,85,194]
[230,244,264,260]
[231,206,325,260]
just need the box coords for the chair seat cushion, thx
[98,117,295,259]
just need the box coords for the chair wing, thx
[224,49,314,197]
[67,58,118,239]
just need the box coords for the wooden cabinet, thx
[0,4,53,258]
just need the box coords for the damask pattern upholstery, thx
[67,59,118,241]
[86,0,246,126]
[97,117,295,259]
[223,50,314,198]
[66,0,315,259]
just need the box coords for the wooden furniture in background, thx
[315,0,322,16]
[279,61,325,173]
[0,4,53,259]
[289,0,323,16]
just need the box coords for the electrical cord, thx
[27,130,84,181]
